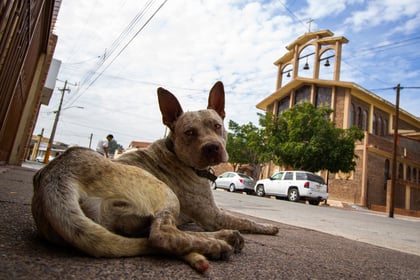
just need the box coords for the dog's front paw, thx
[206,241,234,260]
[215,230,244,254]
[267,225,279,235]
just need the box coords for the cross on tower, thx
[306,18,314,32]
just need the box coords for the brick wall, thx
[334,87,346,128]
[328,149,363,204]
[366,153,387,206]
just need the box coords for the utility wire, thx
[65,0,169,107]
[71,1,154,95]
[277,0,308,31]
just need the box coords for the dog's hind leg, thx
[32,180,157,258]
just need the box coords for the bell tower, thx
[275,30,349,90]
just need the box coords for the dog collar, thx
[165,138,218,182]
[194,168,217,182]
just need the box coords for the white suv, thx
[254,171,328,205]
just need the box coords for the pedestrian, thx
[96,134,113,158]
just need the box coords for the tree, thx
[226,120,265,178]
[108,140,124,155]
[259,102,364,173]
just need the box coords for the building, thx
[128,141,151,150]
[257,30,420,216]
[28,134,68,162]
[0,0,61,165]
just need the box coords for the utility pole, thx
[89,133,93,149]
[388,84,401,218]
[44,80,70,163]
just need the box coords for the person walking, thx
[96,134,113,158]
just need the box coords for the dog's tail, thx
[32,169,154,258]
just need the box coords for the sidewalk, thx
[1,165,419,279]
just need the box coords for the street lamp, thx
[54,106,84,113]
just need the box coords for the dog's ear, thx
[207,81,226,119]
[157,87,184,130]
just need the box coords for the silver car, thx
[213,172,255,193]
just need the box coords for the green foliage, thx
[108,140,124,154]
[227,120,263,168]
[259,102,364,173]
[227,102,364,174]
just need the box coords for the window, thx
[296,172,306,180]
[307,173,326,184]
[363,110,369,131]
[294,85,311,104]
[284,172,293,180]
[377,117,383,136]
[384,159,390,180]
[383,119,388,135]
[413,168,417,183]
[407,167,411,181]
[277,96,290,114]
[272,172,284,180]
[350,103,355,126]
[398,164,403,179]
[357,107,362,129]
[315,87,332,108]
[372,114,376,134]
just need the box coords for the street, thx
[212,189,420,256]
[2,163,419,279]
[21,160,420,256]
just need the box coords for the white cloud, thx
[344,0,420,31]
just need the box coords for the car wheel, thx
[309,200,320,205]
[211,182,217,190]
[229,184,236,192]
[287,188,300,202]
[256,184,265,197]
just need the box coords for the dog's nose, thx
[202,142,220,157]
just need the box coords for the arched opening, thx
[299,45,315,78]
[281,63,293,85]
[319,49,335,80]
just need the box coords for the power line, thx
[277,0,308,31]
[64,0,169,107]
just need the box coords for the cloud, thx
[34,0,419,149]
[344,0,420,31]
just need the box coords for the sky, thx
[33,0,420,149]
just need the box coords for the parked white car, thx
[254,171,328,205]
[213,172,255,193]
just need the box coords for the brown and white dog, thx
[32,81,279,272]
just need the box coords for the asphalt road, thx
[213,189,420,256]
[1,162,416,279]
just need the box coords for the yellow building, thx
[257,30,420,216]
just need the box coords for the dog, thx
[32,81,279,273]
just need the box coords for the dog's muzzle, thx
[202,142,221,159]
[165,138,218,182]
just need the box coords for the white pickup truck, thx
[254,171,328,205]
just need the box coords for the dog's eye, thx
[184,129,195,136]
[214,123,222,130]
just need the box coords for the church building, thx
[257,30,420,216]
